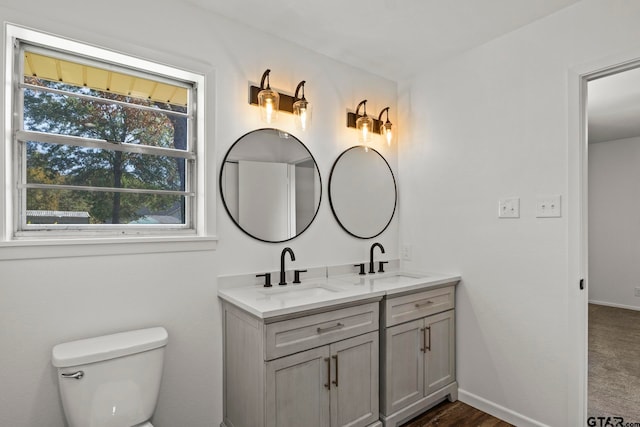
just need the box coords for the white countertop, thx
[218,270,461,319]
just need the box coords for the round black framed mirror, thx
[328,146,397,239]
[220,128,322,243]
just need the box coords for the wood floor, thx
[588,303,640,420]
[400,400,513,427]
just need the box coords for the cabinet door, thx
[382,318,424,415]
[330,332,379,427]
[424,310,455,396]
[265,346,331,427]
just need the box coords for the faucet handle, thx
[354,263,366,275]
[378,261,389,273]
[293,269,307,284]
[256,273,272,288]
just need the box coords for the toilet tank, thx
[52,327,168,427]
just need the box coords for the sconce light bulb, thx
[299,108,307,130]
[380,117,393,146]
[293,98,312,132]
[258,85,280,124]
[356,106,374,144]
[265,99,274,123]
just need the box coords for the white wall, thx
[0,2,398,426]
[398,1,640,425]
[589,136,640,311]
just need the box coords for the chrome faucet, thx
[369,242,385,274]
[279,247,296,285]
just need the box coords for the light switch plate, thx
[498,197,520,218]
[536,195,561,218]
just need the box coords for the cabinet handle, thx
[324,357,331,390]
[331,355,339,387]
[415,301,434,308]
[425,326,431,351]
[317,322,344,334]
[419,328,426,352]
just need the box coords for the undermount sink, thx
[370,273,427,286]
[335,271,429,287]
[258,284,340,302]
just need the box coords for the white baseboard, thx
[589,300,640,312]
[458,389,550,427]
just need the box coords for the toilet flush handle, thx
[61,371,84,380]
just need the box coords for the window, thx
[5,25,205,240]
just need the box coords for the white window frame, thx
[3,24,207,246]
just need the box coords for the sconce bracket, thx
[249,85,296,114]
[346,111,383,134]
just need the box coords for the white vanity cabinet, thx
[221,299,382,427]
[379,284,458,427]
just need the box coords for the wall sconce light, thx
[355,100,374,144]
[249,70,311,129]
[347,100,394,146]
[256,69,279,124]
[378,107,393,146]
[345,100,375,144]
[293,81,312,132]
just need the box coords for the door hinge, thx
[579,279,585,290]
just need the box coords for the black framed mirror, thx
[328,146,397,239]
[220,128,322,243]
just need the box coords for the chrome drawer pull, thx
[317,322,344,334]
[415,301,434,308]
[61,371,84,380]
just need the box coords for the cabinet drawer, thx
[385,286,454,327]
[265,302,379,360]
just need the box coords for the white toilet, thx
[52,327,168,427]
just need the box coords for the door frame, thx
[568,49,640,427]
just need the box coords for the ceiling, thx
[588,67,640,144]
[187,0,639,144]
[185,0,580,81]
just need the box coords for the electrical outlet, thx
[635,287,640,297]
[401,245,412,261]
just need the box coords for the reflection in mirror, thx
[220,128,322,242]
[329,146,397,239]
